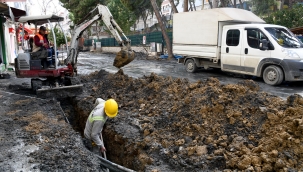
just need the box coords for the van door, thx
[241,28,272,75]
[221,28,242,72]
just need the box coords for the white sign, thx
[143,36,146,44]
[96,42,101,48]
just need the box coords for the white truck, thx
[173,8,303,85]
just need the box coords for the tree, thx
[107,0,136,34]
[38,0,52,15]
[48,26,70,47]
[121,0,162,32]
[251,0,277,16]
[184,0,188,12]
[59,0,106,24]
[169,0,178,13]
[150,0,173,60]
[239,0,244,9]
[265,4,303,28]
[212,0,218,8]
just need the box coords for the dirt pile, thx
[76,69,303,171]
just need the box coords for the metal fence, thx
[84,31,172,47]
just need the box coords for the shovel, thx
[100,133,109,172]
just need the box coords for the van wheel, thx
[263,65,284,86]
[185,59,198,73]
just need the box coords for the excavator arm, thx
[67,4,135,73]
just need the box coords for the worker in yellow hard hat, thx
[84,98,118,154]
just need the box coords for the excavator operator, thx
[33,26,54,68]
[84,98,118,154]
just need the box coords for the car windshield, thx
[265,27,303,48]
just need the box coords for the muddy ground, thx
[0,90,107,171]
[1,52,303,171]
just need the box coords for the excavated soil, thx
[72,69,303,171]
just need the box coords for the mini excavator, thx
[15,4,134,98]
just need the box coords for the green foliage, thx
[59,0,136,34]
[265,5,303,28]
[48,27,70,46]
[121,0,162,18]
[59,0,106,24]
[251,0,276,15]
[107,0,136,34]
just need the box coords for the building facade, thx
[0,1,26,72]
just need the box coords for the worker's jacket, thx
[32,33,48,52]
[84,99,108,148]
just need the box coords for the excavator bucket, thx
[113,50,135,68]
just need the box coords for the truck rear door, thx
[221,28,242,71]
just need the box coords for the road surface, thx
[77,52,303,99]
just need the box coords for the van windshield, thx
[265,27,303,48]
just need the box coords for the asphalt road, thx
[77,52,303,100]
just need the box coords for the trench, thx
[57,96,143,171]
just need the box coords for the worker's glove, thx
[100,146,106,153]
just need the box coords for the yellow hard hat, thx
[104,99,118,118]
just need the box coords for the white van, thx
[173,8,303,85]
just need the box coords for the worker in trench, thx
[84,98,118,154]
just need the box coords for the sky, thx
[27,0,67,16]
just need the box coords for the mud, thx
[71,69,303,171]
[0,91,105,171]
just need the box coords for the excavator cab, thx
[16,15,70,72]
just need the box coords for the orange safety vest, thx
[36,33,44,43]
[32,33,45,52]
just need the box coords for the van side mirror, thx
[259,39,269,50]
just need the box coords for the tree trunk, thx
[239,0,243,9]
[189,0,193,11]
[212,0,218,8]
[168,0,178,13]
[142,12,148,33]
[280,0,285,10]
[202,0,205,10]
[289,0,292,9]
[96,22,99,40]
[233,0,236,8]
[220,0,226,7]
[184,0,188,12]
[192,0,196,11]
[150,0,173,59]
[209,1,213,8]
